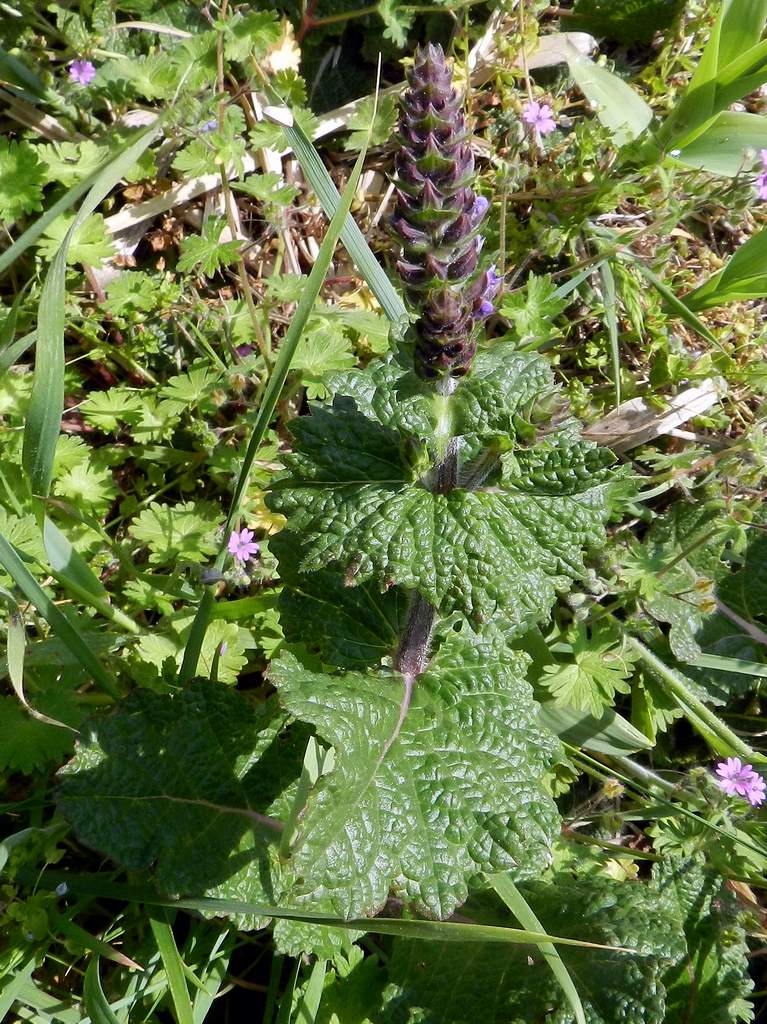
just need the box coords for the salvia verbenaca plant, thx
[58,45,620,944]
[392,44,500,381]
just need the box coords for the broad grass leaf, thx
[567,51,652,147]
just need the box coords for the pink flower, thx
[227,527,259,564]
[756,171,767,200]
[522,100,557,137]
[68,60,96,86]
[715,757,766,806]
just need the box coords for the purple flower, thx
[522,100,557,137]
[227,528,259,564]
[715,757,766,806]
[472,263,502,320]
[469,195,490,227]
[68,60,96,86]
[757,173,767,201]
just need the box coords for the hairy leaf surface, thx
[656,859,753,1024]
[272,531,406,670]
[267,402,613,632]
[327,343,561,444]
[379,874,686,1024]
[270,627,560,919]
[57,682,304,926]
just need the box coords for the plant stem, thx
[395,592,436,677]
[625,635,759,760]
[395,395,459,676]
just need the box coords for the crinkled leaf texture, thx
[268,344,614,634]
[56,681,304,928]
[379,872,687,1024]
[656,859,754,1024]
[326,344,560,446]
[269,626,560,920]
[272,531,406,670]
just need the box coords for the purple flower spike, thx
[522,99,557,137]
[68,60,96,86]
[227,528,260,564]
[715,757,766,806]
[391,44,494,380]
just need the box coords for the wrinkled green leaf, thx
[379,873,687,1023]
[269,627,560,919]
[57,681,304,928]
[267,394,614,633]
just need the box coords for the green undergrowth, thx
[1,0,767,1022]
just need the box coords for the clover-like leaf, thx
[269,627,560,920]
[57,682,305,927]
[267,401,613,632]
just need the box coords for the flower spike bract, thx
[391,44,498,379]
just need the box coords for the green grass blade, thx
[627,258,727,354]
[43,517,139,634]
[599,260,621,406]
[53,916,144,971]
[689,653,767,677]
[83,955,121,1024]
[0,168,106,280]
[0,45,48,99]
[148,909,195,1024]
[0,532,119,698]
[52,877,637,952]
[625,635,757,759]
[294,960,327,1024]
[259,75,407,329]
[22,121,161,500]
[0,330,35,376]
[490,872,586,1024]
[551,259,608,300]
[276,961,301,1024]
[179,106,374,684]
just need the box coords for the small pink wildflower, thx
[521,100,557,137]
[754,150,767,200]
[715,757,766,806]
[68,60,96,86]
[227,527,259,564]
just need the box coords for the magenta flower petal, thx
[68,60,96,86]
[227,528,260,564]
[522,100,557,136]
[714,758,766,807]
